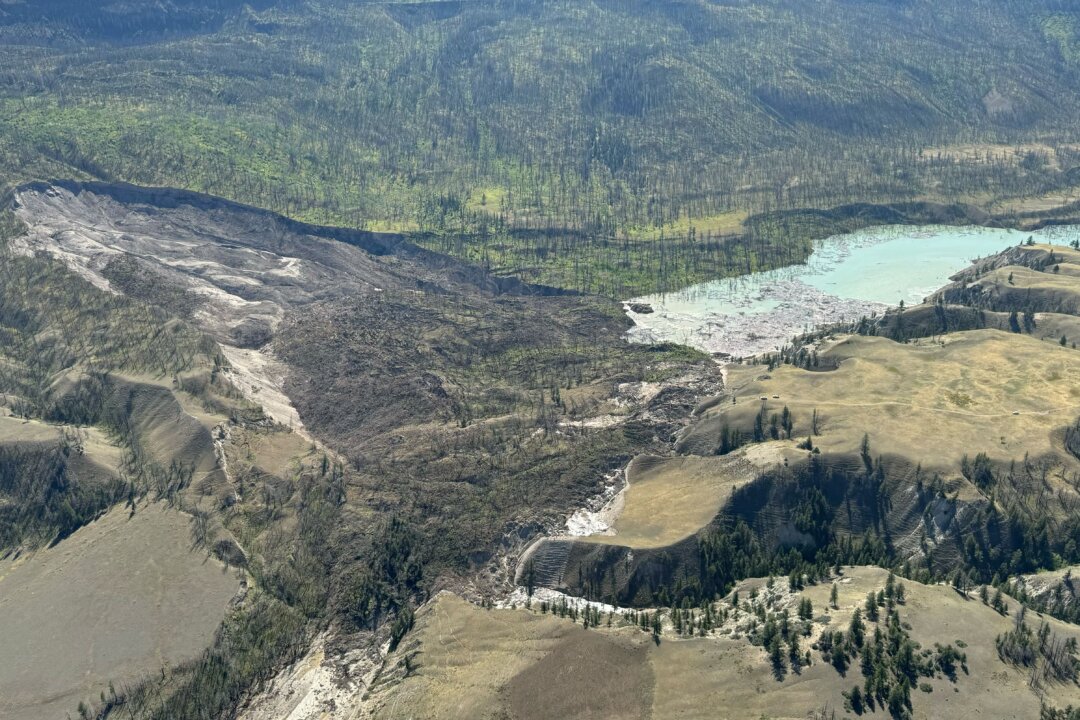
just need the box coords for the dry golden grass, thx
[991,190,1080,216]
[684,330,1080,476]
[0,414,66,444]
[1007,243,1080,270]
[0,415,122,477]
[943,245,1080,345]
[0,503,240,720]
[368,592,653,720]
[1032,312,1080,347]
[652,566,1080,719]
[984,263,1080,305]
[577,453,760,549]
[373,568,1080,720]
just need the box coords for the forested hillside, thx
[3,0,1080,293]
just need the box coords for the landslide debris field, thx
[9,1,1080,717]
[0,181,719,719]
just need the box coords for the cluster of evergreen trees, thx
[343,516,425,638]
[825,576,964,719]
[751,403,796,443]
[740,577,817,678]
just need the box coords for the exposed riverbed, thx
[625,224,1080,357]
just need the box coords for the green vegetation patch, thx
[3,2,1080,294]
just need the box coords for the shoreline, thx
[621,222,1078,356]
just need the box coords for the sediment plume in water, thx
[626,224,1080,356]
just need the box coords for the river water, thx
[625,224,1080,357]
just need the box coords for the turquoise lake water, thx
[625,224,1080,357]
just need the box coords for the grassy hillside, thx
[506,241,1080,639]
[0,503,241,720]
[682,330,1080,469]
[571,453,760,549]
[370,567,1080,719]
[3,1,1080,293]
[0,211,222,548]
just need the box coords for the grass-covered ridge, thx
[370,567,1080,719]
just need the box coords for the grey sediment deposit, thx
[626,277,886,358]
